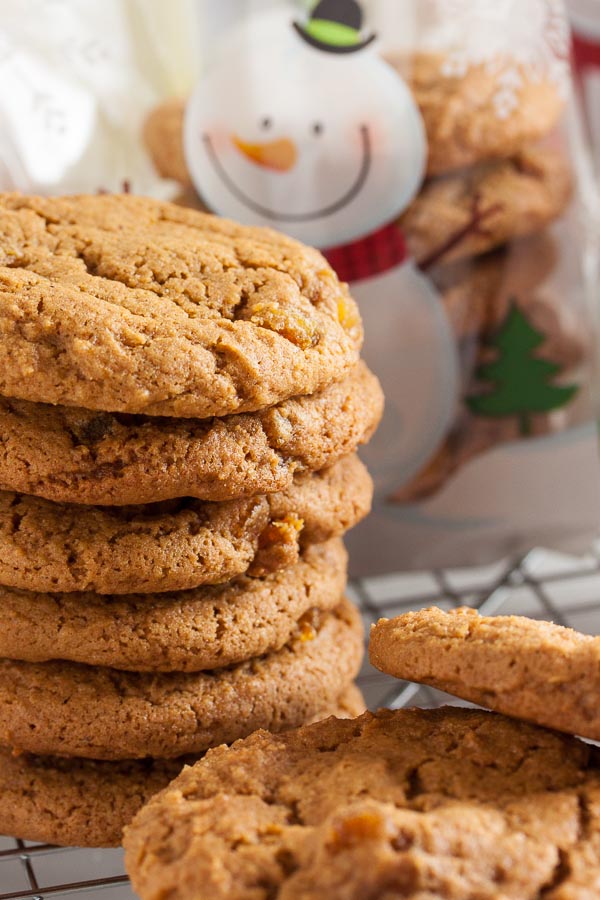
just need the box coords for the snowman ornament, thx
[184,0,459,496]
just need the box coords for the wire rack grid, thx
[2,543,600,899]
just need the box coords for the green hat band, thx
[304,18,360,47]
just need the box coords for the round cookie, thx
[123,706,600,900]
[0,362,382,505]
[389,52,565,175]
[0,685,365,848]
[400,147,572,268]
[437,233,589,371]
[0,454,370,594]
[0,599,363,760]
[0,193,362,416]
[370,606,600,743]
[143,97,193,189]
[0,539,347,672]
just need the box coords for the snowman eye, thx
[311,122,324,137]
[260,117,273,130]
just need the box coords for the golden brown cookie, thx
[0,599,362,760]
[390,52,565,175]
[124,706,600,900]
[0,540,347,672]
[436,233,588,372]
[0,455,369,594]
[0,193,362,416]
[0,685,365,848]
[371,607,600,743]
[143,97,193,189]
[389,410,566,504]
[401,147,572,268]
[0,362,382,506]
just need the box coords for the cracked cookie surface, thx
[0,193,362,416]
[370,607,600,743]
[0,454,369,594]
[0,599,362,760]
[0,362,382,505]
[0,685,365,848]
[123,706,600,900]
[0,539,347,672]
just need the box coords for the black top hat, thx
[293,0,376,54]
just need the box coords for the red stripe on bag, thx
[572,30,600,72]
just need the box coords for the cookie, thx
[0,599,362,760]
[143,97,193,189]
[370,606,600,743]
[0,193,362,416]
[0,362,382,505]
[123,706,600,900]
[0,454,370,594]
[389,410,567,504]
[400,147,572,269]
[390,52,565,176]
[437,234,589,371]
[0,686,365,848]
[0,539,347,672]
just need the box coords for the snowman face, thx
[184,21,426,248]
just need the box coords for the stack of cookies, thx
[390,51,582,499]
[0,192,383,848]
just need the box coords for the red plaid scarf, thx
[324,221,408,284]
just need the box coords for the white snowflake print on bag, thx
[424,0,570,118]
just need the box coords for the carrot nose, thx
[231,135,297,172]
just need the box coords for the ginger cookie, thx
[390,52,565,176]
[0,599,362,760]
[0,193,362,416]
[0,362,382,505]
[0,454,370,594]
[371,607,600,743]
[0,540,347,672]
[124,706,600,900]
[400,147,572,269]
[143,97,193,190]
[0,685,365,848]
[389,408,572,504]
[436,233,588,373]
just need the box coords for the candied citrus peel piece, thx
[328,811,387,850]
[250,302,318,349]
[260,515,304,549]
[337,296,360,332]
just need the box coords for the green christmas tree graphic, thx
[467,301,578,437]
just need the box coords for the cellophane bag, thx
[4,0,599,572]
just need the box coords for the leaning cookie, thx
[0,193,361,417]
[0,455,370,594]
[0,362,382,506]
[389,52,565,175]
[0,600,362,760]
[0,685,365,848]
[0,540,347,672]
[143,97,193,189]
[400,147,572,268]
[123,706,600,900]
[371,607,600,742]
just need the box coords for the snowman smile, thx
[202,125,372,222]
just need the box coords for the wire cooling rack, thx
[2,544,600,899]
